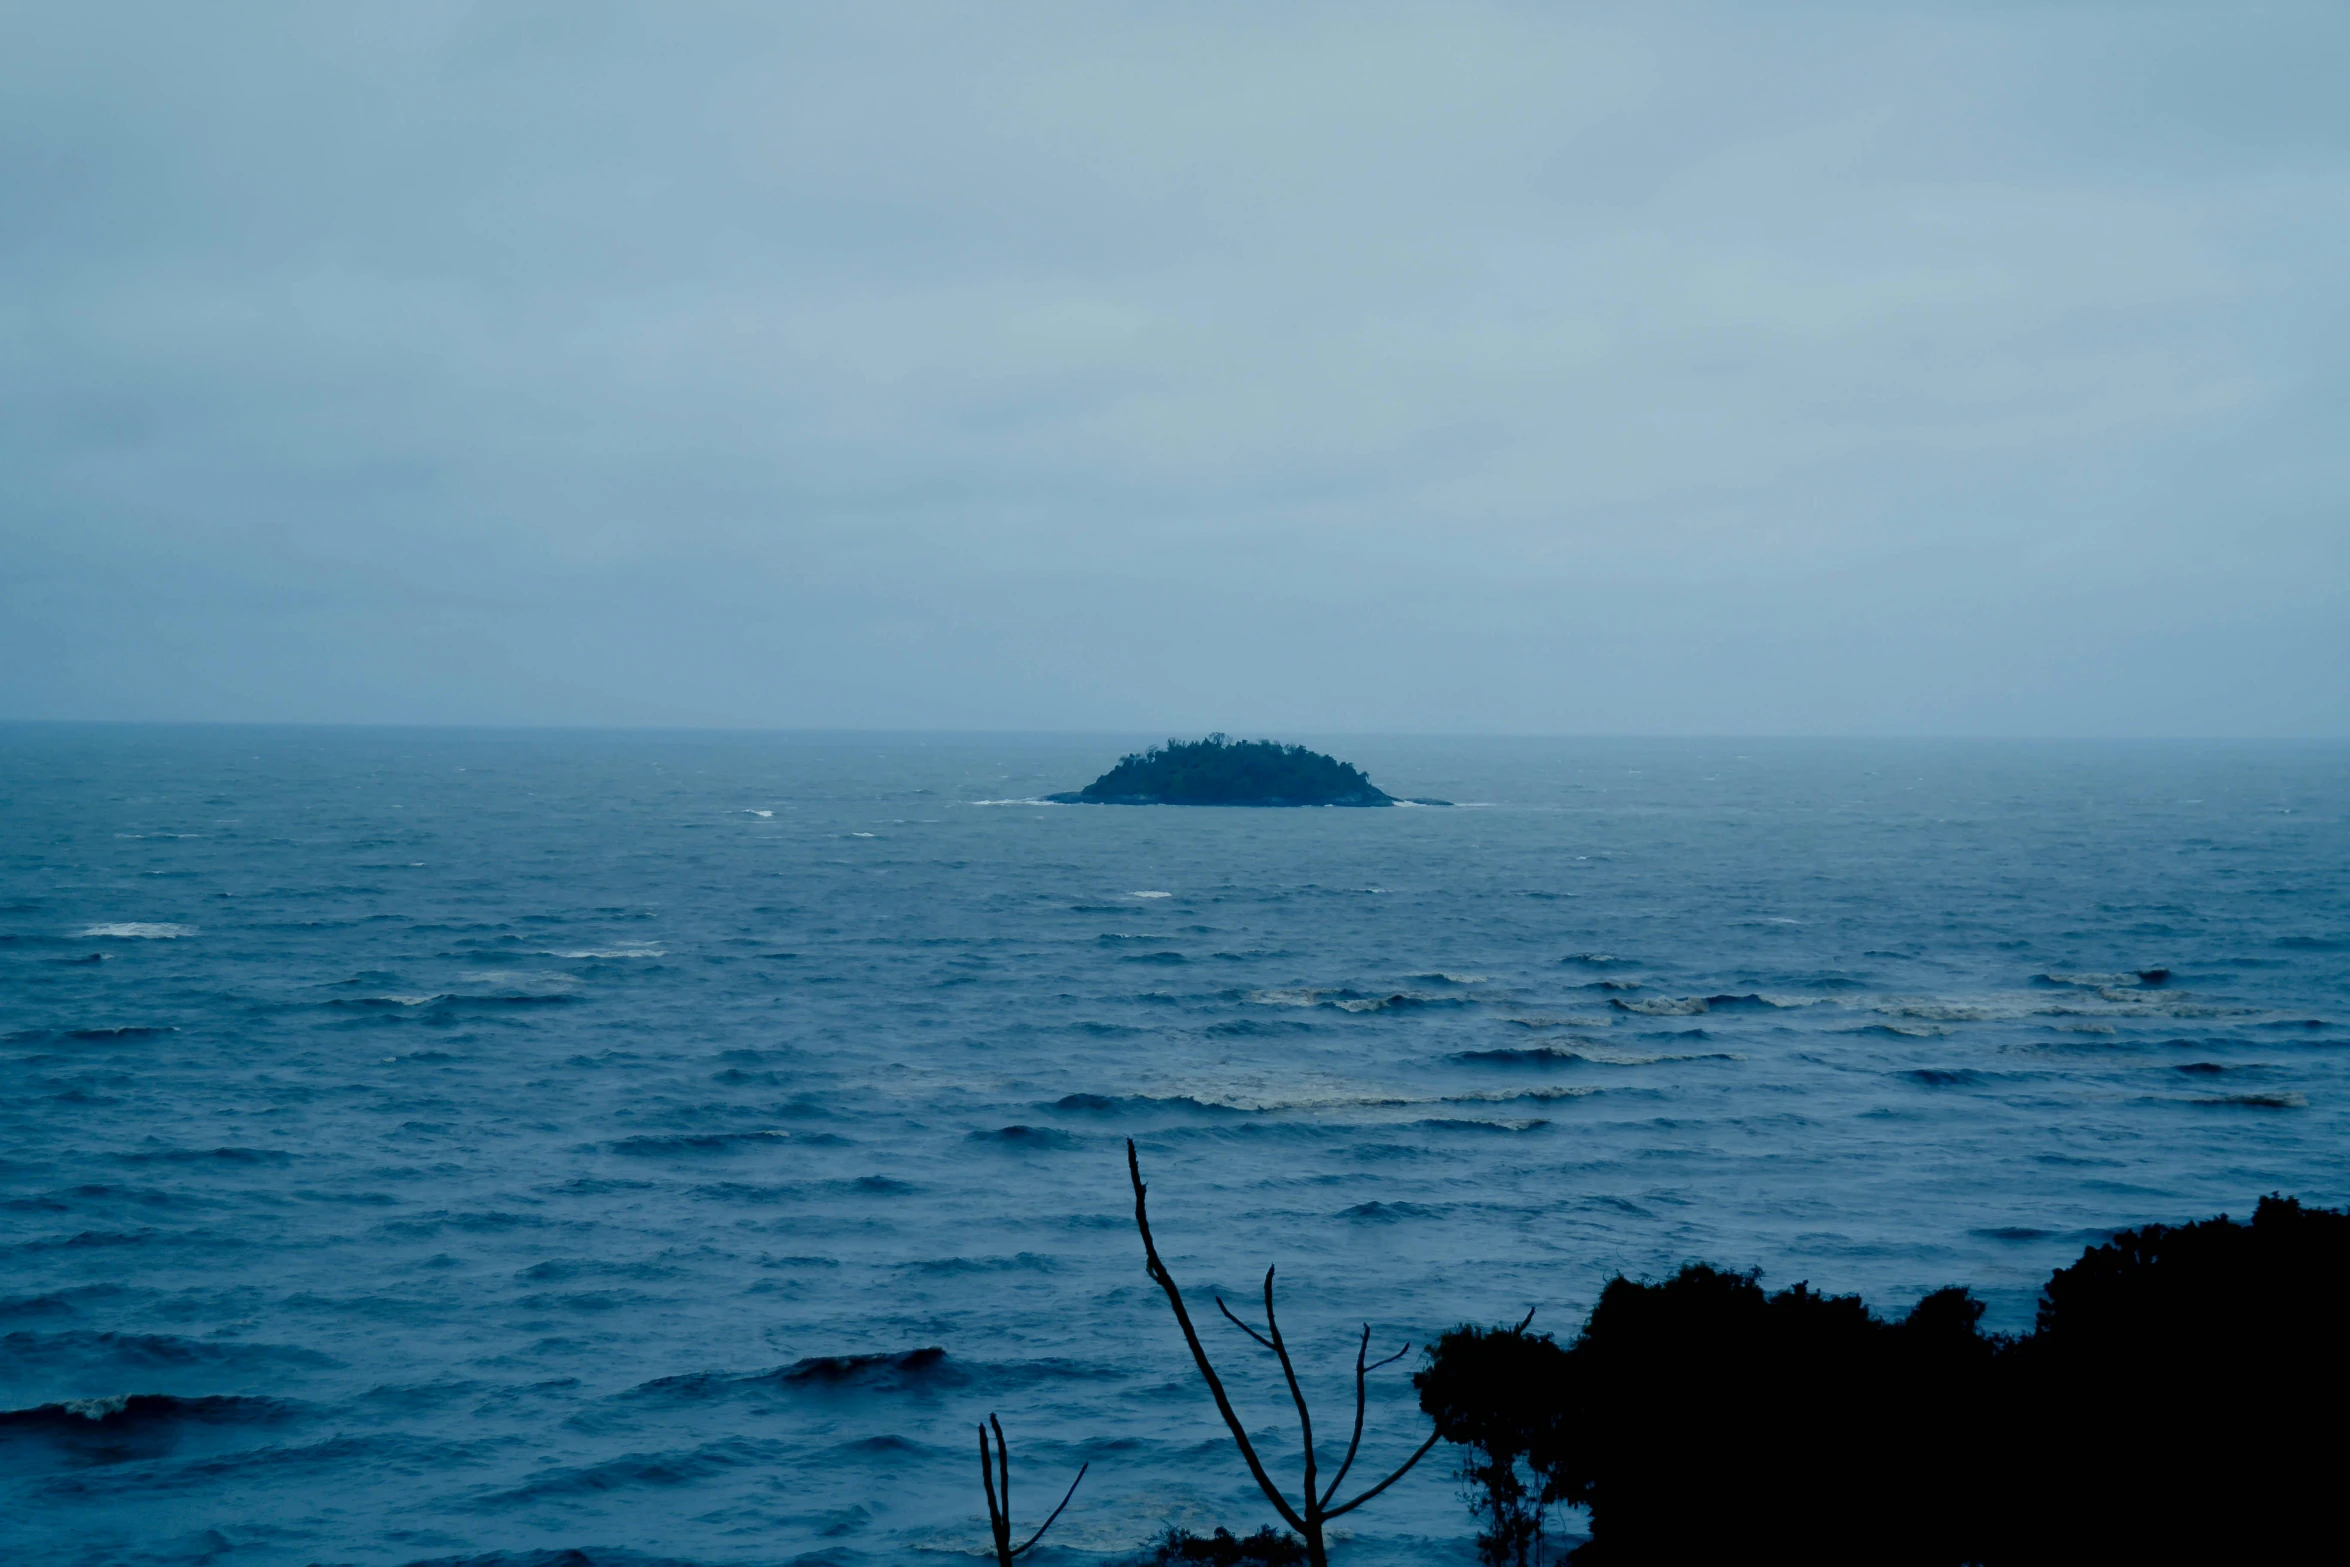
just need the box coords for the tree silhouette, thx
[1126,1139,1441,1567]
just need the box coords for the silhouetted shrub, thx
[1538,1264,1993,1566]
[1414,1312,1574,1565]
[1146,1525,1308,1565]
[1420,1196,2350,1566]
[1988,1194,2350,1565]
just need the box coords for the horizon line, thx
[3,718,2344,745]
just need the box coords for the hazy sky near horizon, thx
[4,2,2345,736]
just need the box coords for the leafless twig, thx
[979,1412,1086,1566]
[1128,1139,1441,1567]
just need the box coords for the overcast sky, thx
[4,2,2344,735]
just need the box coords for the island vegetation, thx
[1048,735,1444,807]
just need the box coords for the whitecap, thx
[746,810,773,818]
[969,798,1059,806]
[1129,890,1172,899]
[80,923,194,939]
[541,947,665,960]
[850,832,877,839]
[457,970,580,995]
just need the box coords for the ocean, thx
[3,726,2344,1566]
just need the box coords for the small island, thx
[1047,735,1448,807]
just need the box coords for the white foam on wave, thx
[1446,1085,1601,1104]
[850,832,877,839]
[541,947,665,960]
[80,923,194,939]
[1129,890,1172,899]
[63,1395,131,1420]
[969,797,1060,806]
[459,970,580,993]
[746,810,773,818]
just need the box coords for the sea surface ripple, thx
[2,728,2345,1565]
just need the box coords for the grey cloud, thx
[3,1,2345,733]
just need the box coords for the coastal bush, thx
[1418,1196,2350,1566]
[1532,1265,1992,1566]
[1987,1194,2350,1564]
[1412,1311,1574,1566]
[1145,1526,1309,1565]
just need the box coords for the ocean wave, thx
[607,1131,793,1157]
[1455,1045,1710,1067]
[0,1392,292,1433]
[1607,1000,1757,1024]
[1340,1200,1447,1221]
[2183,1091,2306,1109]
[0,1393,300,1469]
[1047,1092,1239,1116]
[7,1024,178,1044]
[467,1436,784,1509]
[77,923,193,939]
[111,1145,291,1166]
[2033,971,2168,989]
[897,1252,1060,1274]
[1445,1086,1601,1105]
[539,947,665,959]
[0,1329,338,1377]
[967,1125,1077,1148]
[455,970,580,997]
[778,1345,958,1387]
[1248,986,1474,1013]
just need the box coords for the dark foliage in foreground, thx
[1420,1195,2350,1566]
[1997,1194,2350,1565]
[1055,736,1394,806]
[1145,1526,1309,1565]
[1413,1312,1572,1566]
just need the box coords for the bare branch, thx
[1010,1462,1089,1558]
[1261,1265,1319,1518]
[991,1416,1012,1535]
[1515,1305,1538,1335]
[1319,1325,1373,1509]
[1365,1342,1412,1375]
[1216,1294,1278,1351]
[1325,1426,1445,1520]
[1127,1139,1307,1534]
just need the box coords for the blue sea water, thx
[2,726,2345,1567]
